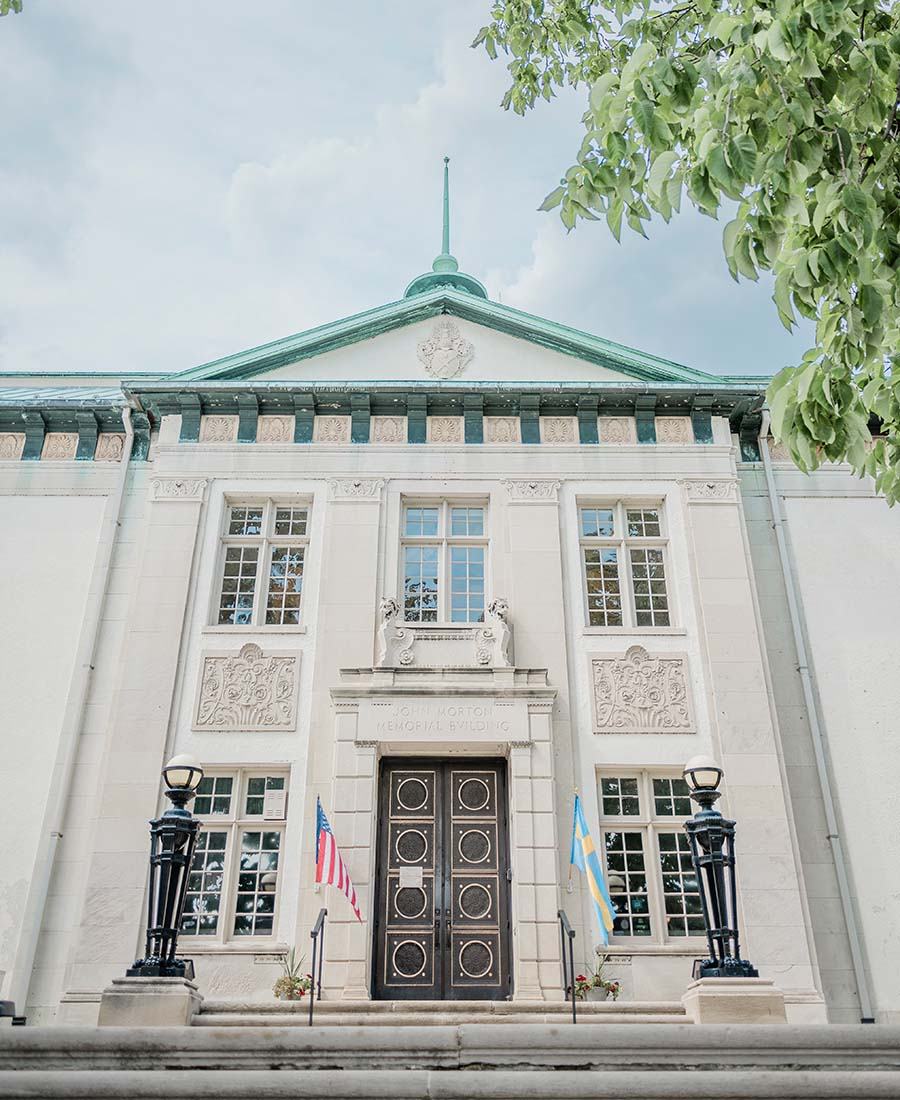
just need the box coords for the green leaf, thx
[648,151,677,199]
[726,134,757,180]
[706,145,733,189]
[773,274,796,329]
[539,186,565,212]
[766,20,792,62]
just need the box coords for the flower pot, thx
[586,987,611,1001]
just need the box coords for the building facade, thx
[1,232,898,1028]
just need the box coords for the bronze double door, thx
[373,758,512,1001]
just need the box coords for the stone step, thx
[0,1068,897,1099]
[194,998,688,1027]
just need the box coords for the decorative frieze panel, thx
[428,416,464,444]
[313,415,351,444]
[540,417,577,445]
[0,433,25,461]
[328,477,385,501]
[257,415,294,443]
[502,479,561,503]
[598,417,637,444]
[483,417,520,444]
[41,432,78,461]
[199,415,239,443]
[149,477,208,501]
[680,479,738,503]
[655,417,694,445]
[194,642,299,732]
[591,646,693,734]
[371,416,406,444]
[376,597,512,668]
[94,433,125,462]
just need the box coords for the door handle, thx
[445,908,452,949]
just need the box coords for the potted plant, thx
[586,950,621,1001]
[571,972,594,1001]
[273,947,313,1001]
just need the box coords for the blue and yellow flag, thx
[570,795,616,945]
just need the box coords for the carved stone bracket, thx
[502,479,561,503]
[591,646,693,734]
[193,642,299,731]
[150,478,208,502]
[375,597,512,668]
[328,478,385,502]
[679,479,738,503]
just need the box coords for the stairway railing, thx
[308,908,327,1027]
[558,909,577,1023]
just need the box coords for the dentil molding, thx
[194,642,299,731]
[591,645,693,734]
[503,479,562,503]
[150,478,209,501]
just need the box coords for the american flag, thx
[315,797,361,921]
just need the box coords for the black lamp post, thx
[127,754,204,980]
[682,755,758,980]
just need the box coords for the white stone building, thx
[1,217,898,1029]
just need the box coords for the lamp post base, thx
[126,958,195,980]
[692,957,758,980]
[98,976,202,1028]
[681,976,787,1025]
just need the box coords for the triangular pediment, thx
[171,289,721,388]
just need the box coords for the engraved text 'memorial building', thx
[1,160,898,1027]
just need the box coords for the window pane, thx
[629,548,670,626]
[218,546,259,625]
[584,547,623,626]
[181,831,228,936]
[448,545,485,623]
[265,546,305,625]
[245,776,286,816]
[656,830,702,938]
[404,507,439,537]
[273,507,308,537]
[652,776,692,817]
[450,507,485,536]
[603,830,652,937]
[581,508,615,538]
[228,506,264,536]
[600,776,641,817]
[403,545,439,622]
[233,829,281,935]
[626,508,661,538]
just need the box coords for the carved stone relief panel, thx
[427,416,464,444]
[540,417,577,445]
[591,646,693,734]
[680,480,738,503]
[257,415,294,443]
[484,417,520,444]
[94,433,125,462]
[41,433,78,461]
[417,317,474,380]
[199,415,239,443]
[598,417,637,444]
[150,478,208,501]
[328,478,385,501]
[655,417,693,445]
[313,415,351,444]
[0,433,25,460]
[502,479,561,503]
[371,416,406,444]
[193,642,299,732]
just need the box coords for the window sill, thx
[181,942,289,956]
[582,627,687,636]
[202,625,308,636]
[604,943,706,956]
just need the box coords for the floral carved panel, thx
[41,432,78,461]
[655,417,693,445]
[0,433,25,460]
[540,417,577,444]
[591,646,693,734]
[95,433,125,462]
[313,415,351,444]
[428,416,463,444]
[484,416,520,444]
[371,415,406,444]
[200,415,239,443]
[194,642,299,732]
[257,415,294,443]
[598,417,637,444]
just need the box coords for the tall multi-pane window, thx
[181,769,288,941]
[599,771,705,943]
[401,501,487,623]
[580,502,670,627]
[216,501,310,626]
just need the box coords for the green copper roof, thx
[404,158,488,300]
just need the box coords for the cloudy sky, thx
[1,1,813,377]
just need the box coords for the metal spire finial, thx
[432,156,458,274]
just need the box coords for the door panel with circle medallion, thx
[373,758,511,1000]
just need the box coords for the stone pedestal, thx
[97,976,202,1027]
[681,977,787,1024]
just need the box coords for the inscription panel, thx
[360,698,526,745]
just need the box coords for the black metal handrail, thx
[308,907,327,1027]
[558,909,577,1024]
